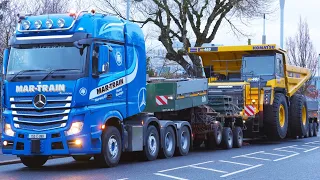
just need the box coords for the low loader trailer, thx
[189,44,317,140]
[1,10,243,168]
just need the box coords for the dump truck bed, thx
[188,44,311,97]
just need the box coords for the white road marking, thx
[235,156,272,161]
[287,146,309,150]
[154,173,188,180]
[304,147,320,152]
[301,144,318,148]
[218,160,253,167]
[157,161,214,173]
[189,165,228,174]
[273,153,299,162]
[260,152,286,157]
[117,178,129,180]
[220,164,264,178]
[305,141,320,145]
[232,151,264,158]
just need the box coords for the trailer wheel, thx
[313,122,318,136]
[20,156,48,168]
[221,127,233,149]
[264,93,288,140]
[304,124,310,138]
[94,126,122,167]
[309,123,314,137]
[233,126,243,148]
[289,94,308,137]
[160,126,176,158]
[72,155,92,161]
[143,125,160,161]
[175,126,190,156]
[206,121,222,150]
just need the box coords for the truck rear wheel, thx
[221,127,233,149]
[160,126,176,158]
[206,121,222,150]
[289,94,308,137]
[20,156,48,168]
[143,125,160,161]
[94,126,122,168]
[233,126,243,148]
[309,123,314,137]
[264,93,288,140]
[313,122,318,136]
[72,155,92,161]
[175,126,190,156]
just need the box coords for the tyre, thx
[72,155,92,161]
[233,126,243,148]
[20,156,48,168]
[160,126,176,158]
[220,127,233,149]
[206,121,222,150]
[143,125,160,161]
[289,94,308,137]
[175,126,190,156]
[304,123,309,138]
[264,93,288,140]
[94,126,122,168]
[309,123,314,137]
[313,122,318,136]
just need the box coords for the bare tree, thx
[97,0,276,77]
[35,0,70,14]
[286,16,318,95]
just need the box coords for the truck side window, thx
[92,45,99,75]
[276,57,284,77]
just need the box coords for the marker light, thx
[4,124,15,137]
[22,20,31,29]
[57,18,65,28]
[45,19,53,28]
[90,8,96,14]
[69,9,77,16]
[34,20,42,29]
[66,122,84,136]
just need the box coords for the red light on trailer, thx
[69,9,77,17]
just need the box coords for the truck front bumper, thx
[1,129,103,156]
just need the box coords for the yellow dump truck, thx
[188,44,316,140]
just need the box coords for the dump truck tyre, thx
[289,94,308,137]
[313,122,318,136]
[232,127,243,148]
[221,127,233,149]
[264,93,288,140]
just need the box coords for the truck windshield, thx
[242,55,275,76]
[7,44,86,75]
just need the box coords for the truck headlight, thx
[66,122,84,136]
[4,124,15,137]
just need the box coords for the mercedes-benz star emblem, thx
[33,94,47,109]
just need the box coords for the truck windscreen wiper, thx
[41,69,81,81]
[10,70,46,81]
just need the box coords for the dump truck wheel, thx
[232,126,243,148]
[20,156,48,168]
[289,94,308,137]
[264,93,288,140]
[175,126,190,156]
[313,122,318,136]
[160,126,176,158]
[221,127,233,149]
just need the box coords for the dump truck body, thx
[189,44,314,139]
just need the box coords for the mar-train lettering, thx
[97,78,124,95]
[16,84,66,93]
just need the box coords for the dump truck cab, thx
[189,44,314,139]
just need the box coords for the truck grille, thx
[10,96,72,131]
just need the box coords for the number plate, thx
[28,134,46,139]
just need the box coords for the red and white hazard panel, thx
[244,105,255,116]
[156,95,168,105]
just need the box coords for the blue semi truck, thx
[1,10,244,168]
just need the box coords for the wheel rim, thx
[148,133,157,155]
[181,131,188,150]
[108,135,118,159]
[165,132,173,152]
[302,106,307,125]
[228,131,232,146]
[279,104,285,127]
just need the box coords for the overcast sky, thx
[212,0,320,54]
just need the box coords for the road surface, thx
[0,136,320,180]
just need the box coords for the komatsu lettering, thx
[16,84,66,93]
[96,78,124,95]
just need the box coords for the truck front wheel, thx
[94,126,122,168]
[20,156,48,168]
[143,125,160,161]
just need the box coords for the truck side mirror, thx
[2,48,9,75]
[98,45,111,74]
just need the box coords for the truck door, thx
[275,53,285,88]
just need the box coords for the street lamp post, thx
[280,0,285,49]
[127,0,143,20]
